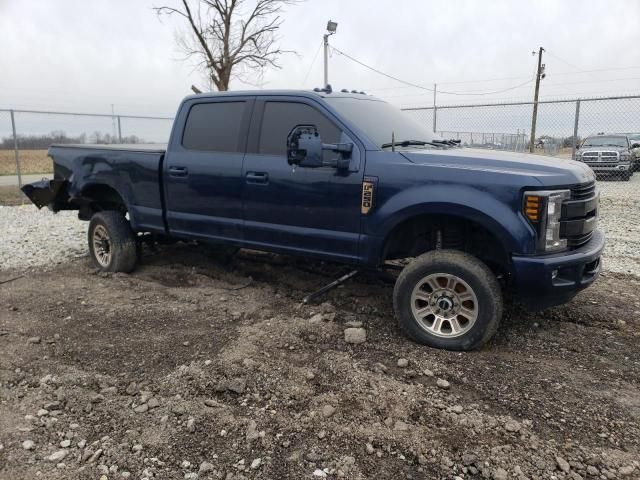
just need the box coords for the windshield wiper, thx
[432,139,462,146]
[381,139,443,149]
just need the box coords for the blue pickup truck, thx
[22,89,604,351]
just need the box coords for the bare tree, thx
[155,0,297,91]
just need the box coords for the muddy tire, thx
[88,211,138,273]
[393,250,502,351]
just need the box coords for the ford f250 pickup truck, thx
[22,88,604,351]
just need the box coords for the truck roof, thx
[182,89,380,102]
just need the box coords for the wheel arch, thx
[75,183,137,227]
[371,189,532,273]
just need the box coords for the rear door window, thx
[182,102,246,152]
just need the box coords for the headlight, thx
[620,153,631,161]
[523,190,571,252]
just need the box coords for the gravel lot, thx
[1,243,639,480]
[1,180,639,479]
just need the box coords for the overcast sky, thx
[1,0,639,117]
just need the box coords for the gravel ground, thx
[596,177,640,276]
[1,176,639,275]
[0,206,87,271]
[0,244,639,479]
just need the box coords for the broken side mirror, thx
[287,124,353,170]
[632,143,640,149]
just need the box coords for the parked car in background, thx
[574,134,634,180]
[626,133,640,171]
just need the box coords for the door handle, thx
[246,171,269,184]
[168,166,188,177]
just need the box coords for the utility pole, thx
[323,20,338,88]
[529,47,545,153]
[433,83,437,133]
[323,34,329,87]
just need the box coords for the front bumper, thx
[512,229,605,310]
[583,162,630,172]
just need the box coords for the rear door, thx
[164,97,254,242]
[242,96,364,262]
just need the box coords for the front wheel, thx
[88,211,138,273]
[393,250,503,351]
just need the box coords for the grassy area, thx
[0,149,52,176]
[0,185,28,206]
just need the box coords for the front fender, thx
[364,183,534,263]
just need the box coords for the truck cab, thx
[22,88,605,351]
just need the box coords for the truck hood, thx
[401,147,595,186]
[577,146,628,153]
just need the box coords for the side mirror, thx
[576,143,581,149]
[287,124,353,170]
[287,125,323,167]
[632,143,640,149]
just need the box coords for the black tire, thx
[393,250,502,351]
[88,211,138,273]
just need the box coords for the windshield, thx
[581,136,628,148]
[325,96,441,148]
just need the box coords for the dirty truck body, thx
[22,90,604,351]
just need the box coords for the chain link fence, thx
[403,95,640,181]
[0,109,173,205]
[403,95,640,275]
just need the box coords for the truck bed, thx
[52,143,167,153]
[22,143,168,234]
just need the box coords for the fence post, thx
[117,115,123,143]
[10,109,22,188]
[432,107,437,133]
[571,100,581,160]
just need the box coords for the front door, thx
[242,97,364,263]
[164,97,254,243]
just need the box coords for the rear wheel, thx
[393,250,502,351]
[88,211,138,272]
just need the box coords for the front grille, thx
[570,181,596,200]
[601,151,619,159]
[565,181,598,249]
[582,152,599,160]
[584,162,619,168]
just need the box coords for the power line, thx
[545,76,640,87]
[301,40,323,88]
[545,50,584,72]
[331,45,535,96]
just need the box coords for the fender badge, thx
[361,177,377,214]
